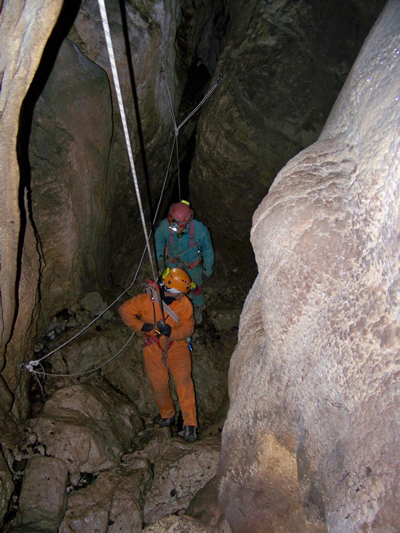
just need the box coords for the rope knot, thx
[25,360,40,373]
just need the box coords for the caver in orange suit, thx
[119,292,197,427]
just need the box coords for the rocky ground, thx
[1,278,246,532]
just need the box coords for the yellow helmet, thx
[161,268,196,294]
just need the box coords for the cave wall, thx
[0,0,64,419]
[219,1,400,531]
[0,0,393,528]
[29,37,113,326]
[190,0,386,281]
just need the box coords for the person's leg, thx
[167,343,197,427]
[143,345,175,419]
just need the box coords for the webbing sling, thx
[146,285,180,323]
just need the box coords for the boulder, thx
[141,435,220,525]
[14,455,68,532]
[25,383,142,475]
[185,475,232,532]
[59,458,152,533]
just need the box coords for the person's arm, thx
[168,298,195,341]
[119,294,153,334]
[199,223,215,275]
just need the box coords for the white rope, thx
[161,71,223,200]
[177,74,223,131]
[161,71,181,199]
[28,331,136,378]
[98,0,156,281]
[161,68,178,135]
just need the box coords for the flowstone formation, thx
[219,2,400,531]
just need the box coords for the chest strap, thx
[166,221,201,269]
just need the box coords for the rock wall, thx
[219,1,400,531]
[190,0,386,280]
[0,0,63,388]
[29,37,113,325]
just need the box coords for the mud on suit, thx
[119,293,197,427]
[155,218,215,307]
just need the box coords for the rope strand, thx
[98,0,157,281]
[27,331,136,378]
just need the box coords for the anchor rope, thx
[160,71,181,199]
[161,71,223,201]
[98,0,157,281]
[28,331,136,379]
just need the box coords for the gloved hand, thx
[141,323,154,333]
[157,259,165,271]
[203,270,212,283]
[157,320,171,337]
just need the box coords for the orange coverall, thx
[119,292,197,427]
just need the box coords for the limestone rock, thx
[142,435,220,525]
[14,455,68,532]
[25,383,142,475]
[219,2,400,531]
[0,0,63,357]
[80,291,114,320]
[209,308,241,331]
[190,0,387,277]
[0,447,13,529]
[29,37,113,326]
[59,458,152,533]
[144,514,216,532]
[185,475,232,532]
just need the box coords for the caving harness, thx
[165,221,203,271]
[143,281,179,367]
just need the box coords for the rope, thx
[160,70,182,199]
[176,133,181,200]
[26,331,136,378]
[177,74,223,131]
[161,71,223,201]
[98,0,157,281]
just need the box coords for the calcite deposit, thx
[219,2,400,531]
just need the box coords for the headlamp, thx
[169,219,180,232]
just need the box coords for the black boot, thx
[182,425,197,442]
[159,416,175,427]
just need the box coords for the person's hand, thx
[157,320,171,337]
[141,323,154,333]
[203,270,212,283]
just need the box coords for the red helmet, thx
[167,201,194,233]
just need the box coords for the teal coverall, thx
[155,219,215,307]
